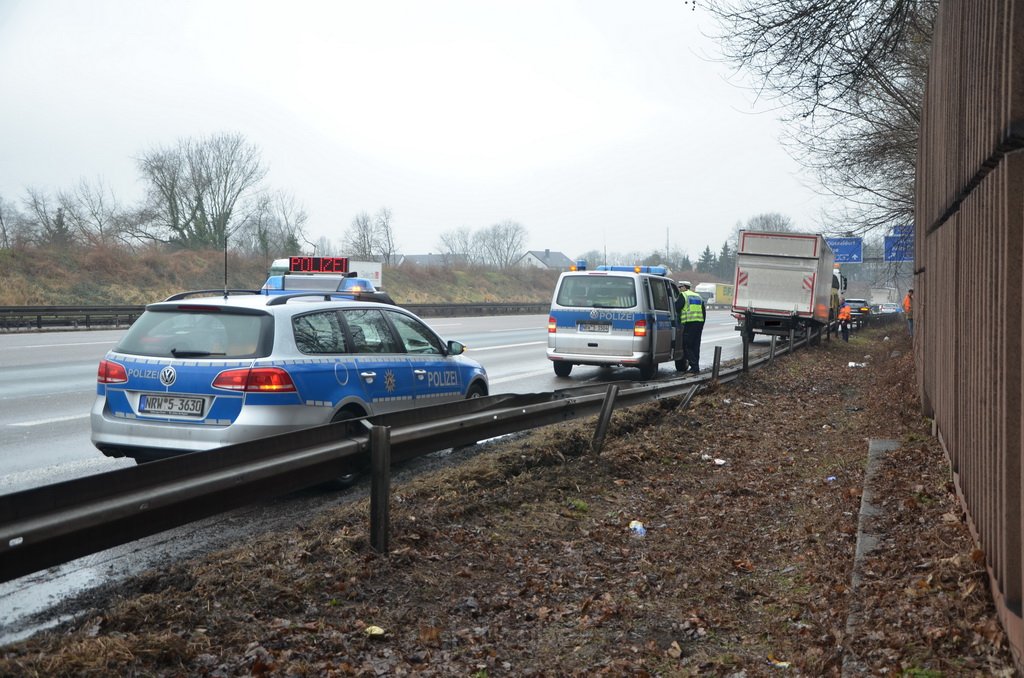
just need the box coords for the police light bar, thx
[571,259,587,271]
[596,265,668,276]
[288,256,349,273]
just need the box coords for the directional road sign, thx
[884,235,914,262]
[825,237,863,264]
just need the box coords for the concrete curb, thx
[841,438,900,676]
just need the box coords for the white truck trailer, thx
[731,230,839,342]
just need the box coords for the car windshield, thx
[115,309,271,358]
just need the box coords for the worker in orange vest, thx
[838,300,852,342]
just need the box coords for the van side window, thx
[649,278,670,311]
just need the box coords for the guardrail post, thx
[711,345,722,381]
[370,425,391,554]
[788,328,795,351]
[769,336,777,366]
[591,384,619,453]
[742,335,750,372]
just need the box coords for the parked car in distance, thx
[873,302,900,315]
[91,291,488,466]
[845,298,871,320]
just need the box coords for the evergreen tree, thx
[697,245,717,273]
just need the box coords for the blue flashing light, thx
[595,265,668,276]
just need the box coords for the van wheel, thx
[638,359,657,380]
[675,358,688,372]
[466,382,487,398]
[327,406,367,489]
[553,361,573,377]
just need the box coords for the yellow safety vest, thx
[681,290,704,323]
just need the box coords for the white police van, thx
[546,263,686,380]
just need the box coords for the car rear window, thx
[115,309,271,359]
[556,275,638,309]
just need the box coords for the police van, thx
[546,263,686,380]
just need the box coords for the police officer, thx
[837,298,852,342]
[679,281,705,374]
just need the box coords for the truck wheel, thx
[553,361,573,377]
[638,359,657,380]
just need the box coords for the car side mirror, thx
[447,340,466,356]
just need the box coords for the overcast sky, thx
[0,0,835,260]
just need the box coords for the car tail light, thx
[548,316,557,333]
[634,320,647,337]
[213,367,296,392]
[97,360,128,384]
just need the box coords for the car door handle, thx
[413,369,427,379]
[360,371,377,383]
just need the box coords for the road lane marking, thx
[487,327,543,333]
[10,414,91,427]
[467,341,546,352]
[489,368,554,385]
[14,341,115,349]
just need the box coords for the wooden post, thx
[369,425,391,554]
[591,384,619,453]
[711,345,722,382]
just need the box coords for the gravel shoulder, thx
[0,325,1018,676]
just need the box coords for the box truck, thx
[732,230,841,342]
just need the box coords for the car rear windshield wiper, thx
[170,348,225,358]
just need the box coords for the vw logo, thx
[159,366,177,387]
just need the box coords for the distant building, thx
[518,249,574,270]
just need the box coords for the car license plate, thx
[140,394,205,417]
[579,323,610,333]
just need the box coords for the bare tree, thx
[0,195,18,249]
[437,226,477,266]
[374,207,398,265]
[478,220,528,269]
[343,211,377,258]
[57,178,125,247]
[706,0,937,235]
[23,187,74,248]
[236,191,308,263]
[137,133,267,249]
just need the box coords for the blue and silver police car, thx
[547,263,686,380]
[91,291,488,463]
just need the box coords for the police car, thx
[547,263,686,380]
[91,290,488,464]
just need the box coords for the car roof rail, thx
[163,289,262,301]
[265,292,340,306]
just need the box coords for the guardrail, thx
[0,302,551,332]
[0,325,823,584]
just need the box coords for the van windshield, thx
[556,275,637,309]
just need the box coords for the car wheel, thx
[327,406,367,488]
[553,361,573,377]
[466,382,487,399]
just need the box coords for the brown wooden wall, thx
[916,0,1024,662]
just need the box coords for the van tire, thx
[638,359,657,380]
[675,358,688,372]
[553,361,573,377]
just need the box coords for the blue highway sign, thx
[825,237,863,264]
[884,234,914,262]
